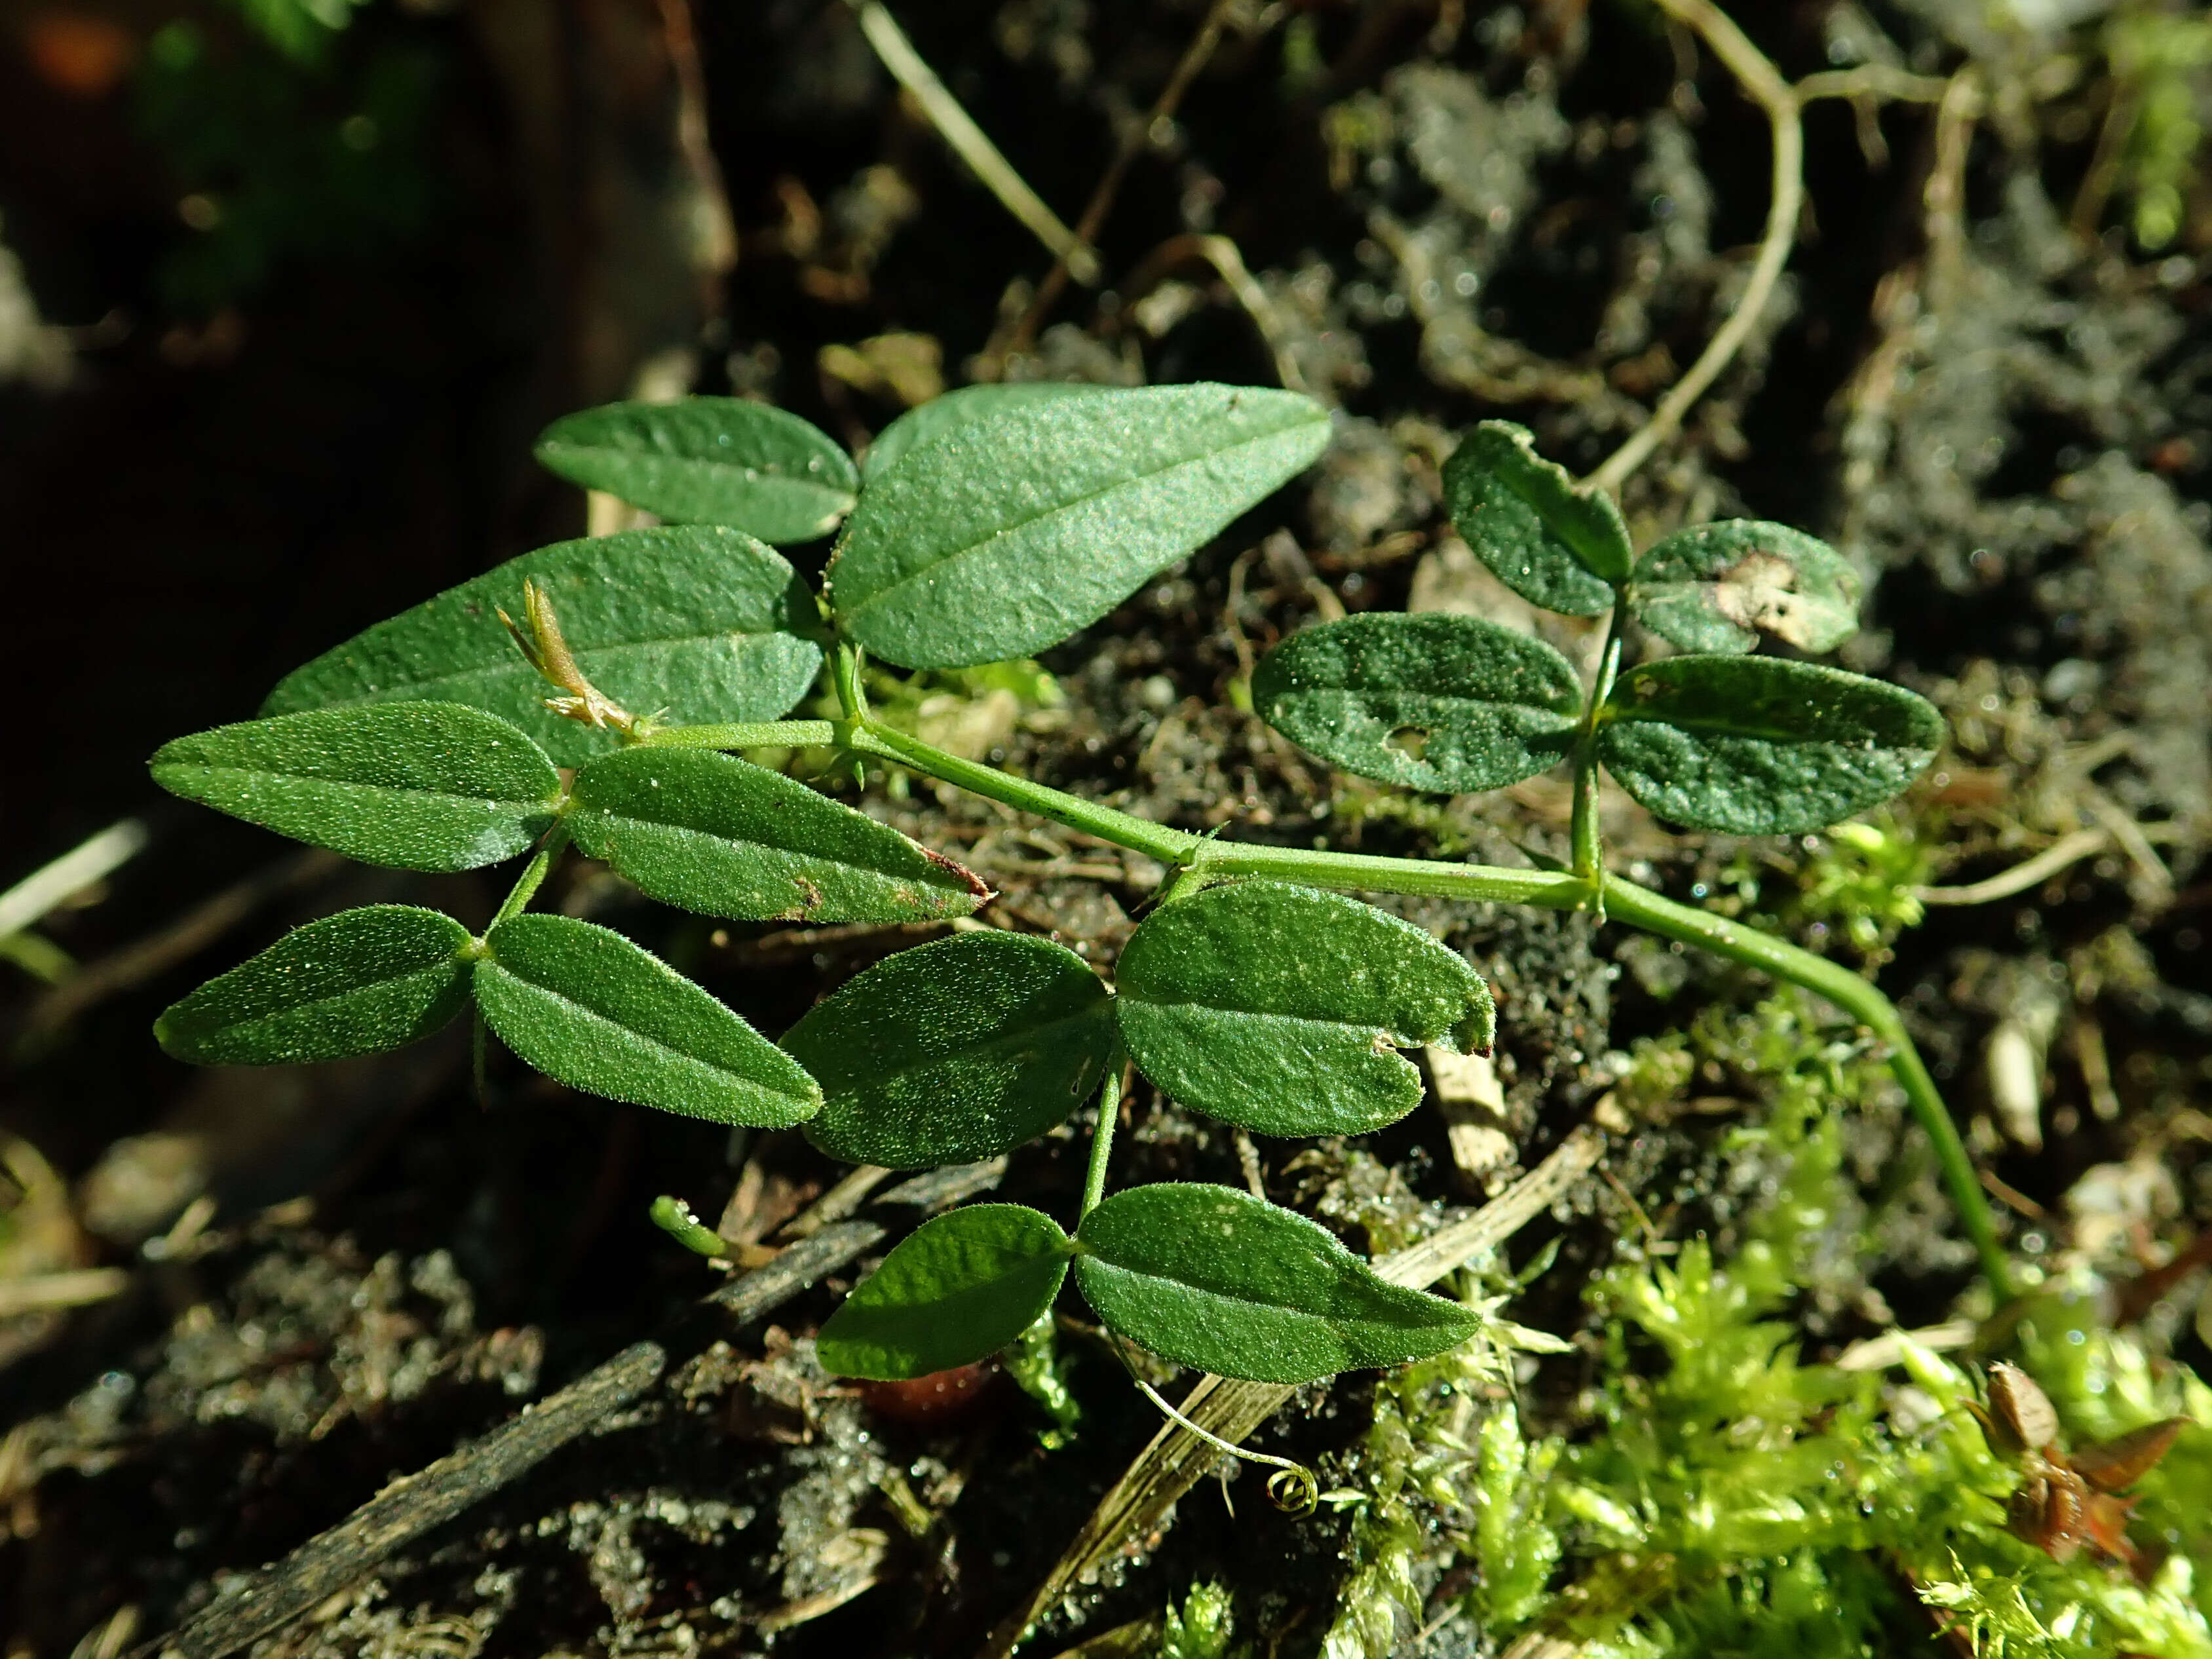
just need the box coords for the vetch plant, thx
[145,381,2010,1401]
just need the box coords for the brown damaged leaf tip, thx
[921,844,993,905]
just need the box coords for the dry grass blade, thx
[1585,0,1801,495]
[847,0,1097,283]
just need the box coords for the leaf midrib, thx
[485,961,810,1103]
[1077,1254,1361,1340]
[1282,686,1582,721]
[841,413,1324,623]
[284,628,809,709]
[574,806,953,892]
[543,438,856,505]
[815,1003,1109,1097]
[1123,997,1428,1048]
[197,959,464,1038]
[1604,709,1913,748]
[164,764,560,814]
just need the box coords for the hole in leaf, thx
[1384,726,1430,761]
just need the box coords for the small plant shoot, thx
[149,387,2005,1409]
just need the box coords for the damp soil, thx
[2,4,2209,1656]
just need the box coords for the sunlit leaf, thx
[832,383,1331,668]
[1253,613,1580,792]
[782,930,1116,1168]
[1441,421,1631,615]
[534,398,858,542]
[817,1204,1073,1380]
[1631,520,1860,655]
[860,382,1100,484]
[475,913,819,1126]
[151,702,561,871]
[1072,1183,1483,1382]
[1115,879,1493,1137]
[155,906,472,1065]
[1598,656,1944,835]
[263,527,823,767]
[567,747,985,924]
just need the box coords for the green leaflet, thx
[155,906,472,1065]
[567,747,985,925]
[783,930,1116,1168]
[831,383,1331,668]
[1442,421,1630,615]
[859,382,1099,484]
[150,703,562,872]
[1631,521,1861,656]
[262,527,823,767]
[1599,656,1945,835]
[1072,1183,1482,1383]
[816,1204,1074,1380]
[1252,613,1581,793]
[533,398,859,543]
[1115,880,1494,1137]
[474,913,820,1126]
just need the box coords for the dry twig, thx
[997,0,1244,358]
[847,1,1098,282]
[142,1221,892,1659]
[1586,0,1802,495]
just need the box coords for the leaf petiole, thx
[1568,590,1629,904]
[633,719,840,750]
[1080,1061,1124,1222]
[491,823,571,928]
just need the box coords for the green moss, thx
[1309,991,2210,1657]
[1157,1580,1245,1659]
[1790,816,1932,961]
[1003,1310,1082,1448]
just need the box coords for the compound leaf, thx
[1598,656,1943,835]
[1631,520,1861,655]
[534,398,858,542]
[1072,1183,1482,1383]
[151,702,562,871]
[155,906,472,1065]
[832,383,1331,668]
[1253,613,1580,793]
[1115,880,1493,1137]
[263,527,822,767]
[860,382,1099,484]
[568,747,985,925]
[783,930,1115,1168]
[1442,421,1629,615]
[817,1204,1073,1380]
[475,913,819,1126]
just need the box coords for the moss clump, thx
[1312,993,2211,1656]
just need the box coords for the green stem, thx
[637,679,2008,1295]
[1192,841,1589,908]
[849,719,1200,867]
[491,824,570,928]
[638,720,838,750]
[1602,877,2011,1297]
[1080,1061,1124,1221]
[1569,594,1629,892]
[833,641,871,720]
